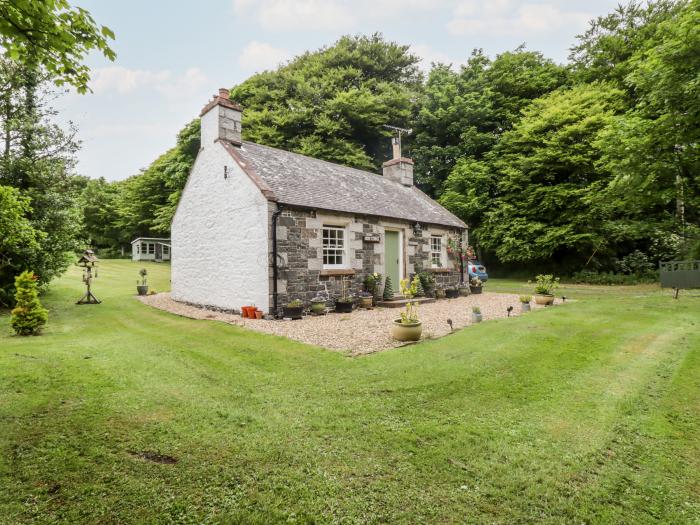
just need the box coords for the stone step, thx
[376,297,436,308]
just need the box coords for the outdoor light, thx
[413,222,422,235]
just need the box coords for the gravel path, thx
[138,292,555,355]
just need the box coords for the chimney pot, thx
[218,88,230,99]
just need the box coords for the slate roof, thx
[234,141,467,229]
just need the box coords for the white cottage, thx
[171,89,467,315]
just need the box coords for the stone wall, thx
[269,206,464,314]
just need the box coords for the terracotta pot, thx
[534,294,554,306]
[137,285,148,296]
[391,319,422,342]
[255,310,263,319]
[241,306,249,318]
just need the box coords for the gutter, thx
[271,203,284,318]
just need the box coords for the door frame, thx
[384,228,404,291]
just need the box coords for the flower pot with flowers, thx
[334,277,354,313]
[363,272,382,305]
[136,268,149,296]
[446,238,474,276]
[469,277,483,294]
[532,274,559,305]
[471,306,482,323]
[391,275,422,342]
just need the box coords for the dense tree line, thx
[105,0,695,275]
[2,1,697,304]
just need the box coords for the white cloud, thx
[234,0,355,31]
[88,66,210,104]
[411,44,459,71]
[90,66,170,94]
[448,2,591,37]
[239,41,291,72]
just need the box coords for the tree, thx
[0,0,115,93]
[230,34,422,172]
[0,59,83,298]
[453,84,625,269]
[412,48,567,195]
[10,270,48,335]
[0,185,41,306]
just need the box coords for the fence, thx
[659,260,700,289]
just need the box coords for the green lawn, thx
[1,260,699,524]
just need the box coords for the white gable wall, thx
[171,141,270,312]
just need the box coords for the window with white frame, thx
[322,225,346,268]
[162,244,170,255]
[430,235,443,268]
[141,242,155,255]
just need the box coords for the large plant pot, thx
[521,302,531,312]
[136,285,149,296]
[335,301,353,313]
[310,301,326,315]
[470,286,482,295]
[435,289,446,299]
[471,313,482,323]
[391,319,422,342]
[445,288,460,299]
[534,294,554,306]
[458,286,470,297]
[360,296,373,309]
[283,306,304,319]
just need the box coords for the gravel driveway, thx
[139,292,554,355]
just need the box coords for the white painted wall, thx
[171,142,270,312]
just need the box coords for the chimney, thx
[200,88,243,146]
[382,135,413,186]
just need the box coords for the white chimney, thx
[382,136,413,186]
[200,88,242,146]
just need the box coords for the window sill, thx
[320,268,356,276]
[427,268,452,273]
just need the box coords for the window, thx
[430,235,443,268]
[162,245,170,255]
[141,242,155,255]
[322,226,346,268]
[135,244,140,254]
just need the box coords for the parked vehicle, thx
[467,260,488,282]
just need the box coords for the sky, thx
[57,0,622,181]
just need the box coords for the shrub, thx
[10,271,48,335]
[472,306,481,314]
[287,299,303,308]
[417,271,435,295]
[519,295,531,303]
[570,270,658,285]
[533,274,559,295]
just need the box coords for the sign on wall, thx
[363,233,381,243]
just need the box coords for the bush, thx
[570,270,658,285]
[417,271,435,296]
[10,271,48,335]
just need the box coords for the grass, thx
[1,260,699,524]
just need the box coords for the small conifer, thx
[383,275,394,300]
[11,271,48,335]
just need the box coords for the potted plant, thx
[363,272,382,305]
[458,282,470,296]
[391,276,422,342]
[445,286,460,299]
[520,295,532,312]
[533,274,559,305]
[417,271,435,298]
[359,291,373,309]
[136,268,148,295]
[471,306,482,323]
[469,277,483,294]
[283,299,304,319]
[310,295,327,315]
[435,286,446,299]
[255,309,264,320]
[335,277,354,313]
